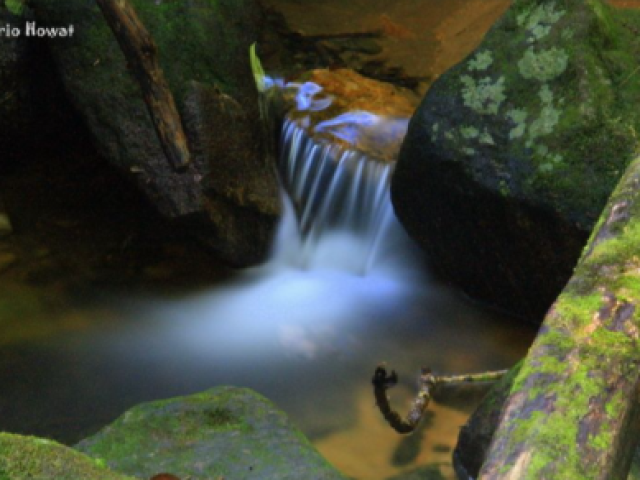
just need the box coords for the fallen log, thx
[479,155,640,479]
[96,0,190,171]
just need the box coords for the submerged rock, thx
[285,68,419,162]
[392,0,640,320]
[76,386,346,480]
[0,432,135,480]
[29,0,280,266]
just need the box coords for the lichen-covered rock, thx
[0,432,135,480]
[392,0,640,320]
[76,386,346,480]
[29,0,280,266]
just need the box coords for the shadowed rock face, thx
[392,0,640,321]
[76,386,347,480]
[29,0,280,266]
[0,6,30,150]
[182,81,280,266]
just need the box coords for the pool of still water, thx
[0,220,535,480]
[0,97,537,480]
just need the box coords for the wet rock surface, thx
[29,0,280,266]
[259,0,511,95]
[76,386,346,480]
[182,81,280,266]
[392,0,640,321]
[284,68,419,161]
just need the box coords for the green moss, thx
[504,351,621,477]
[518,47,569,81]
[440,0,640,226]
[4,0,23,15]
[506,108,528,139]
[494,158,640,477]
[460,126,480,139]
[468,51,494,71]
[0,433,134,480]
[77,387,345,480]
[517,3,566,31]
[479,130,495,145]
[460,75,506,115]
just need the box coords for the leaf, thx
[249,42,266,93]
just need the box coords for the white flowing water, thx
[274,118,420,278]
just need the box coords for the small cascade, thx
[272,117,417,276]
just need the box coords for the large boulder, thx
[30,0,280,266]
[453,363,640,480]
[392,0,640,320]
[76,386,346,480]
[0,432,135,480]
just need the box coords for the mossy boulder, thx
[76,386,346,480]
[453,362,640,479]
[29,0,280,266]
[0,432,135,479]
[392,0,640,320]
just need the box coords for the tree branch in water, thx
[372,365,507,434]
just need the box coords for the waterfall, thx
[271,118,419,277]
[147,79,428,361]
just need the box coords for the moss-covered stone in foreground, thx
[76,386,346,480]
[0,432,135,480]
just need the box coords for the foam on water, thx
[143,113,428,361]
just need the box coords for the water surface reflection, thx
[0,243,534,479]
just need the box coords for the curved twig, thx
[372,365,507,434]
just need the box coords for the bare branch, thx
[96,0,191,171]
[372,365,507,434]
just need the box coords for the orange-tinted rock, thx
[284,69,419,161]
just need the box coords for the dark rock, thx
[182,81,279,265]
[30,0,280,266]
[392,0,640,321]
[452,364,521,480]
[0,195,12,237]
[76,386,347,480]
[0,4,30,152]
[0,251,17,273]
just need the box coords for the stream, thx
[0,107,536,479]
